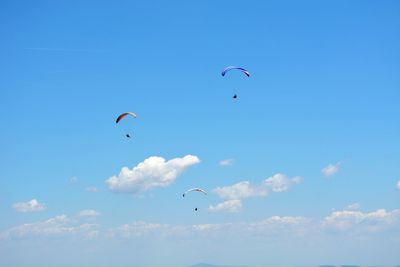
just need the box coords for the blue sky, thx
[1,1,400,267]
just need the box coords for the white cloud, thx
[322,208,400,232]
[4,209,400,242]
[107,215,309,239]
[396,180,400,191]
[212,174,302,210]
[0,215,98,240]
[248,216,309,230]
[78,209,100,218]
[192,224,223,231]
[321,162,340,177]
[213,181,267,200]
[345,203,360,210]
[208,200,242,213]
[107,221,168,238]
[219,158,234,166]
[85,186,99,192]
[261,216,307,225]
[12,199,47,213]
[106,155,200,194]
[263,173,303,192]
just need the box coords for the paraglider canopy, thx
[116,112,137,139]
[116,112,137,123]
[182,188,207,197]
[221,66,250,77]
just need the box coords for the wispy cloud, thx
[0,215,99,240]
[213,181,267,200]
[69,176,78,184]
[106,155,200,194]
[219,159,234,166]
[107,215,310,240]
[107,221,170,239]
[396,180,400,191]
[106,208,400,240]
[12,199,46,213]
[69,176,100,193]
[208,200,242,213]
[322,208,400,232]
[78,209,100,218]
[321,162,341,177]
[85,186,99,192]
[345,203,360,210]
[3,208,400,242]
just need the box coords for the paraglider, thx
[182,188,207,197]
[182,188,207,212]
[116,112,137,138]
[116,112,137,123]
[221,66,250,77]
[221,66,250,100]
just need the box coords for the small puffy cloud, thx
[106,155,200,194]
[396,180,400,191]
[12,199,46,213]
[85,186,99,192]
[209,200,242,213]
[345,203,360,210]
[321,162,340,177]
[263,173,303,192]
[322,208,400,232]
[78,209,100,218]
[219,159,234,166]
[213,181,267,200]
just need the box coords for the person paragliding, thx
[182,188,207,212]
[116,112,137,138]
[221,66,250,100]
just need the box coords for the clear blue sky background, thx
[0,1,399,267]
